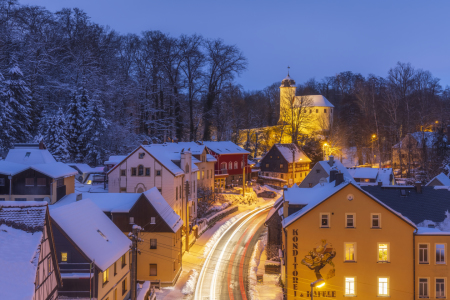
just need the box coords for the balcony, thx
[215,169,228,175]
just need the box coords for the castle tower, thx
[279,73,296,125]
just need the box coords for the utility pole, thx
[129,225,142,300]
[292,149,295,187]
[184,180,190,252]
[242,154,246,197]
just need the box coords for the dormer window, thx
[139,153,145,159]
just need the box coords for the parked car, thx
[257,191,277,198]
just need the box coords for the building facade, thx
[281,178,450,299]
[259,143,311,187]
[203,141,251,188]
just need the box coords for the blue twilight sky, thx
[22,0,450,91]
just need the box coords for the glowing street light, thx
[310,278,325,299]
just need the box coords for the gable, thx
[127,195,174,233]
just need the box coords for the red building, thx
[202,141,251,188]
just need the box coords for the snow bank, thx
[248,233,267,300]
[202,212,247,258]
[216,189,258,205]
[137,281,151,300]
[206,202,230,214]
[181,269,199,295]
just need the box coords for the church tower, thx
[278,72,296,125]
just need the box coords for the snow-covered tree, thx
[45,108,70,162]
[83,98,108,166]
[66,93,84,162]
[0,64,32,149]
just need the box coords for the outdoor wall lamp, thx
[310,278,325,300]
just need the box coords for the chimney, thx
[76,193,83,201]
[283,200,289,219]
[378,181,383,187]
[335,173,344,186]
[329,170,338,182]
[415,181,422,194]
[39,141,46,149]
[142,139,149,145]
[328,155,334,167]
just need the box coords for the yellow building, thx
[280,176,450,299]
[238,72,334,156]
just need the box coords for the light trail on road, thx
[194,205,270,300]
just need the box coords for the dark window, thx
[145,168,150,176]
[150,264,157,276]
[158,188,162,193]
[151,217,156,224]
[57,179,64,187]
[15,198,27,201]
[121,170,126,176]
[34,198,44,201]
[309,183,312,187]
[25,178,34,186]
[324,109,327,113]
[37,178,46,186]
[150,239,157,249]
[122,278,127,295]
[280,164,283,169]
[280,174,284,179]
[139,153,145,159]
[316,169,320,173]
[310,109,312,113]
[316,109,319,113]
[138,165,144,176]
[131,168,137,176]
[0,198,5,201]
[156,170,161,176]
[400,189,406,196]
[266,164,269,168]
[114,262,117,276]
[0,178,5,186]
[121,254,126,268]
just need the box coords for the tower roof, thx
[281,73,296,87]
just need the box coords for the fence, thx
[197,206,239,237]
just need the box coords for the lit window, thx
[364,178,370,182]
[150,239,157,249]
[320,213,330,228]
[419,278,428,298]
[103,268,109,284]
[436,244,446,264]
[202,171,205,179]
[345,277,355,296]
[345,243,356,262]
[151,217,156,224]
[346,214,355,228]
[265,164,269,168]
[280,164,283,169]
[372,214,381,228]
[378,244,389,262]
[419,244,429,264]
[436,278,446,298]
[197,172,200,180]
[378,277,389,296]
[61,252,67,262]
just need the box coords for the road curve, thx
[195,206,270,300]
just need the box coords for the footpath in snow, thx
[156,189,279,300]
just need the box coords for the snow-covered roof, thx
[426,173,450,187]
[259,175,287,182]
[5,148,56,165]
[0,202,48,299]
[143,187,183,232]
[143,145,199,175]
[105,155,128,165]
[270,144,311,163]
[203,141,250,155]
[317,158,354,183]
[0,159,77,178]
[206,154,217,162]
[50,199,131,271]
[67,163,104,174]
[157,142,206,155]
[294,95,334,108]
[282,181,417,229]
[0,160,29,175]
[416,227,450,235]
[347,168,379,179]
[51,192,141,212]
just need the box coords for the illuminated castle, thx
[238,71,334,156]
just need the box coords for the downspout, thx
[413,231,416,300]
[9,175,12,200]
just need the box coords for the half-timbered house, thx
[0,201,61,300]
[50,199,131,300]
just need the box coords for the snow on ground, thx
[75,180,108,193]
[341,147,358,168]
[248,230,283,300]
[181,269,199,295]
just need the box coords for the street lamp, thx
[322,143,328,161]
[371,135,376,166]
[310,278,325,299]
